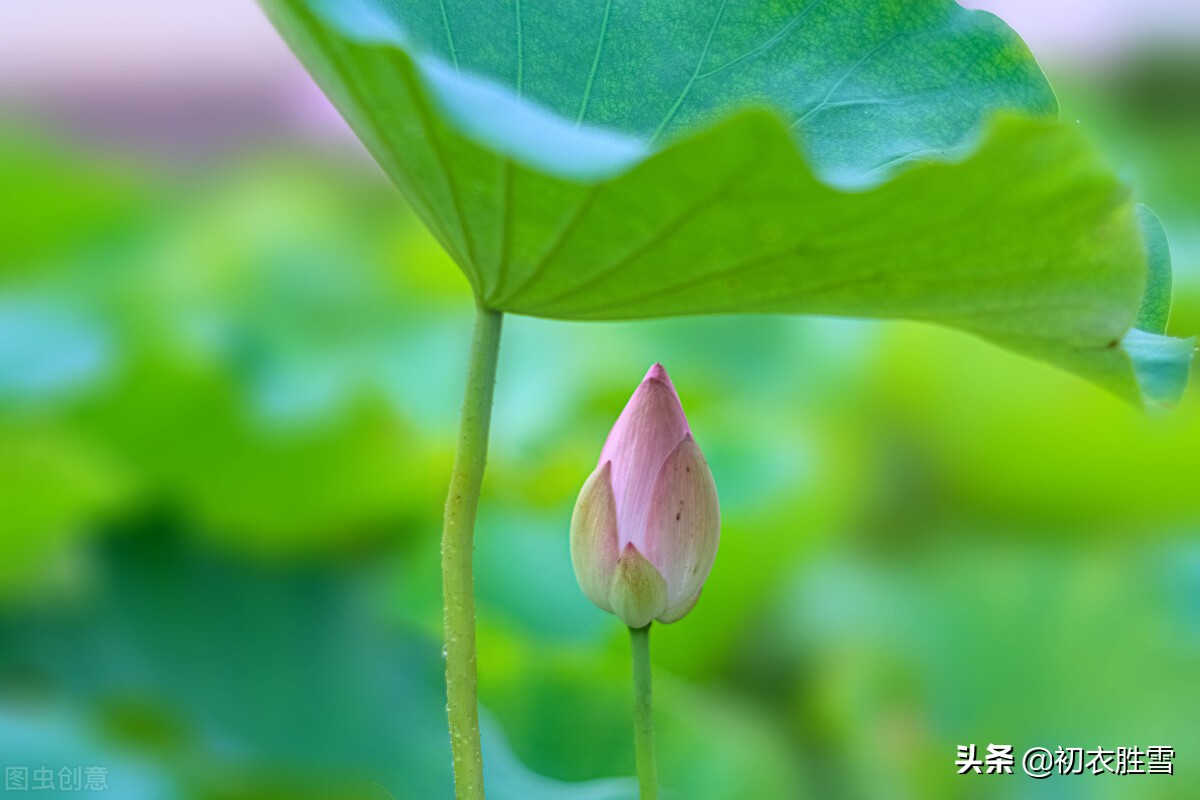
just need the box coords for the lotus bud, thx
[570,363,719,628]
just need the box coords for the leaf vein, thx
[577,0,614,125]
[406,69,478,281]
[533,180,739,310]
[498,185,603,303]
[437,0,459,70]
[792,30,903,128]
[650,0,730,144]
[515,0,524,96]
[487,160,516,303]
[695,0,826,80]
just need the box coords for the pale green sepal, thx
[570,461,620,613]
[609,544,668,630]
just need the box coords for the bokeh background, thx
[1,2,1198,798]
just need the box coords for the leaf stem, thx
[630,625,659,799]
[443,304,503,799]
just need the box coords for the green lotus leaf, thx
[259,0,1192,406]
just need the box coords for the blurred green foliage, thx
[1,54,1198,798]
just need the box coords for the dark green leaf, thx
[260,0,1191,405]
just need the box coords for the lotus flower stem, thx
[630,624,659,799]
[442,304,503,799]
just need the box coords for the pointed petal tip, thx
[643,362,677,394]
[601,361,695,544]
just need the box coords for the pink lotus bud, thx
[570,364,719,628]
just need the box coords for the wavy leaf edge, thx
[260,0,1193,409]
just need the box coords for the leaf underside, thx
[260,0,1192,407]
